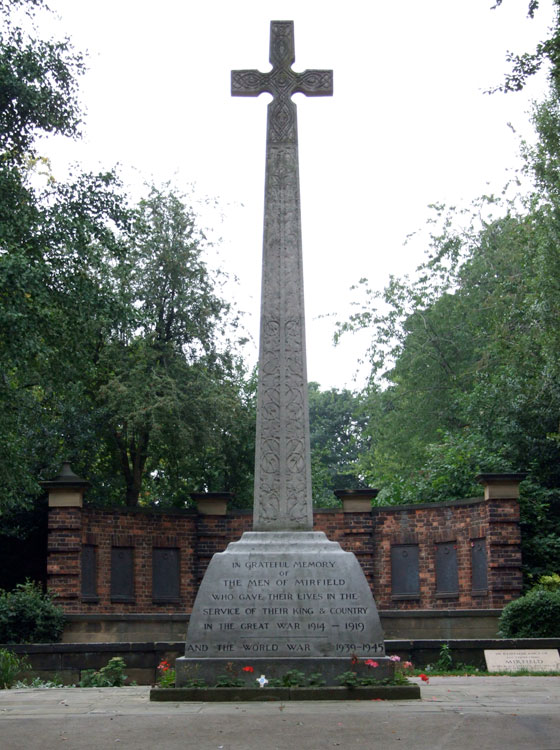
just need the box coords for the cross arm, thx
[231,69,270,97]
[294,69,333,97]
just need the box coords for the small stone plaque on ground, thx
[484,649,560,672]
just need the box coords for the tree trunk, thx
[114,427,150,507]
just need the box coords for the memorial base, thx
[179,531,389,687]
[151,684,420,701]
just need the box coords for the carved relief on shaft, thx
[256,141,310,529]
[232,21,333,530]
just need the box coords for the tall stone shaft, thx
[232,21,333,531]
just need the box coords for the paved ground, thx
[1,677,559,749]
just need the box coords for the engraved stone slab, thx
[471,538,488,591]
[391,544,419,597]
[484,649,560,673]
[435,542,458,594]
[181,532,385,661]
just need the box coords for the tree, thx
[490,0,560,94]
[0,0,134,525]
[0,0,84,163]
[308,382,366,506]
[0,2,257,522]
[95,185,254,507]
[339,85,560,576]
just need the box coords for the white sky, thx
[40,0,554,390]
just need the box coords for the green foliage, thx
[536,573,560,591]
[0,0,256,528]
[13,675,65,688]
[490,0,560,96]
[181,678,207,688]
[0,0,84,163]
[94,184,254,508]
[156,659,175,688]
[307,672,326,687]
[498,588,560,637]
[0,648,30,688]
[78,657,128,687]
[0,0,134,524]
[214,674,245,687]
[335,670,360,688]
[338,79,560,580]
[0,581,65,643]
[435,643,453,671]
[308,383,366,506]
[334,669,398,687]
[269,669,307,687]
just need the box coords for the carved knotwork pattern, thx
[232,22,332,530]
[254,144,310,528]
[231,22,332,145]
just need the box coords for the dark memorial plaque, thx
[152,547,180,602]
[110,547,134,602]
[391,545,419,597]
[81,544,97,600]
[471,538,488,591]
[436,542,458,594]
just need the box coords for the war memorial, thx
[175,20,391,687]
[41,23,526,684]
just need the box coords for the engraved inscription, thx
[186,541,385,659]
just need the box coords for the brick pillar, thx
[477,473,525,608]
[41,463,89,613]
[190,492,232,588]
[190,492,232,516]
[334,489,378,588]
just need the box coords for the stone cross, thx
[232,21,333,531]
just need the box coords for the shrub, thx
[499,588,560,638]
[0,648,30,688]
[536,573,560,592]
[0,581,65,644]
[79,657,128,687]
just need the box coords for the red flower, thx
[242,665,254,673]
[364,659,379,668]
[419,673,429,683]
[351,654,359,665]
[158,660,170,672]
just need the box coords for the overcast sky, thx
[41,0,554,390]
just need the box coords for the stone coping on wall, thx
[76,495,488,516]
[65,614,189,622]
[371,496,486,512]
[380,609,503,619]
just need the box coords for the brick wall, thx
[47,493,522,614]
[369,497,522,609]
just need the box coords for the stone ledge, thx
[150,684,421,701]
[380,609,502,618]
[372,496,486,512]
